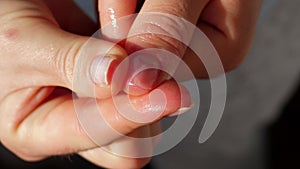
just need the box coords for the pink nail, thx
[123,53,168,95]
[90,56,120,85]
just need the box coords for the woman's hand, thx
[99,0,262,78]
[0,0,191,168]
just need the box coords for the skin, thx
[98,0,262,167]
[0,0,191,168]
[0,0,261,168]
[99,0,262,77]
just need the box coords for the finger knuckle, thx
[54,40,84,86]
[131,14,193,56]
[132,33,183,56]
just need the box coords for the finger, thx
[176,0,262,78]
[80,147,150,169]
[80,123,161,168]
[0,88,95,161]
[101,125,153,158]
[0,0,127,99]
[79,80,192,146]
[195,0,262,74]
[127,0,208,53]
[0,81,191,160]
[98,0,137,41]
[104,122,162,156]
[122,0,209,95]
[127,0,262,80]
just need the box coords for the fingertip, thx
[128,80,192,117]
[123,69,167,96]
[99,0,137,40]
[152,81,193,116]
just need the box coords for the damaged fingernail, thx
[90,56,121,85]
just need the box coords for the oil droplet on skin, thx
[107,8,119,36]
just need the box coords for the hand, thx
[97,1,262,167]
[0,0,192,168]
[99,0,262,78]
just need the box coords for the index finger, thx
[98,0,137,41]
[0,81,191,160]
[126,0,209,54]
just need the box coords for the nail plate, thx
[90,56,118,85]
[168,106,193,117]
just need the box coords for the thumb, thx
[31,27,127,98]
[0,1,128,99]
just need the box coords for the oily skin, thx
[99,0,262,77]
[0,0,191,168]
[0,0,261,168]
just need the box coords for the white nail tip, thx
[168,107,192,117]
[90,56,114,85]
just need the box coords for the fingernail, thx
[90,56,121,85]
[168,85,194,117]
[125,69,163,94]
[123,54,168,95]
[168,106,193,117]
